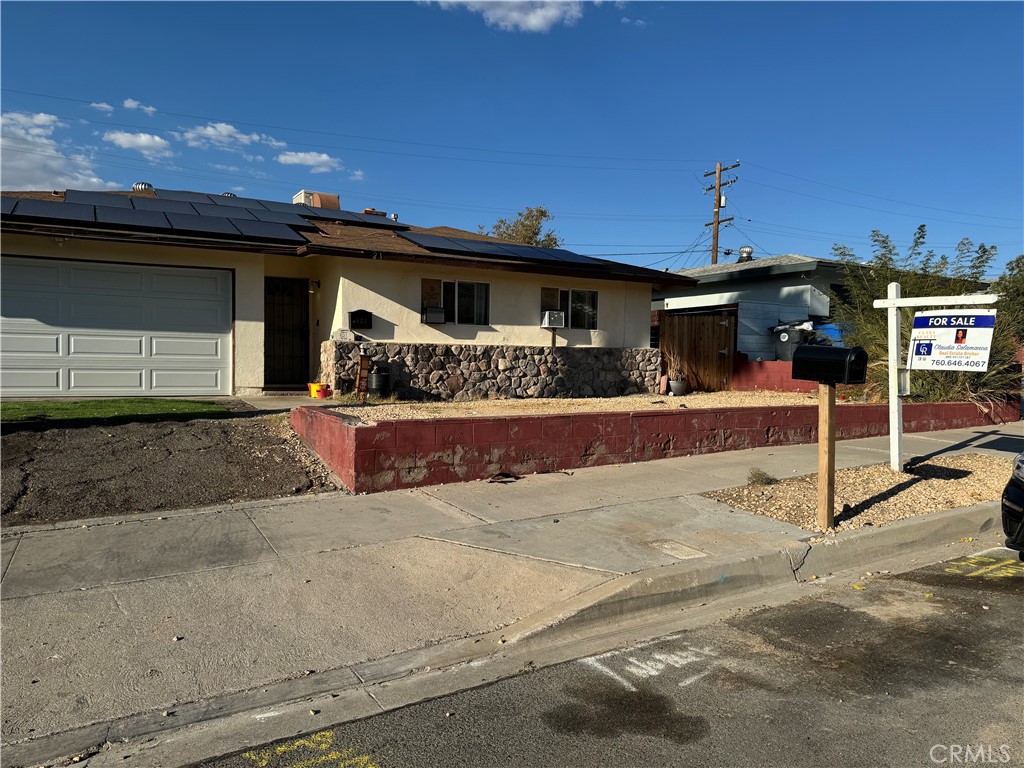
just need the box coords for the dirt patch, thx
[706,453,1011,534]
[324,390,826,423]
[1,412,338,527]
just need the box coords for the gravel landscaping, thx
[322,390,830,423]
[706,453,1012,534]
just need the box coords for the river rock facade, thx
[321,341,660,400]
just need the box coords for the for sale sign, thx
[907,309,996,371]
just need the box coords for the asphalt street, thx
[193,550,1024,768]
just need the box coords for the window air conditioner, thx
[421,307,446,324]
[541,310,566,328]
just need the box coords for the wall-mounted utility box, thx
[792,345,868,385]
[349,310,373,330]
[541,310,565,328]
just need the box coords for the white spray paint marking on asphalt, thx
[578,637,717,690]
[678,669,712,687]
[252,710,283,721]
[579,657,637,692]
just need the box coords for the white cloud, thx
[102,130,173,160]
[176,122,285,153]
[231,186,245,192]
[620,16,645,27]
[275,151,342,174]
[211,163,241,173]
[243,153,265,163]
[123,98,157,116]
[1,112,116,190]
[348,169,365,182]
[90,102,114,113]
[437,1,582,32]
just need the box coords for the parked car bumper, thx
[1002,453,1024,551]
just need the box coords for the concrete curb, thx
[2,501,1004,768]
[794,502,1001,579]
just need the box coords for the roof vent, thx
[132,182,153,192]
[362,207,386,217]
[390,213,399,221]
[221,192,237,197]
[737,245,755,263]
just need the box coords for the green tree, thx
[830,226,1020,405]
[992,254,1024,344]
[479,206,563,247]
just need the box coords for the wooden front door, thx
[658,309,737,392]
[264,277,310,388]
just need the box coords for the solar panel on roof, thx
[166,213,241,236]
[65,190,133,208]
[302,207,365,223]
[131,197,197,214]
[154,189,215,204]
[191,203,256,220]
[397,232,476,252]
[538,248,600,264]
[260,200,316,215]
[447,239,520,258]
[490,242,561,261]
[250,209,318,229]
[11,198,95,223]
[208,195,268,210]
[345,212,409,230]
[230,219,307,243]
[95,205,170,230]
[1,197,16,215]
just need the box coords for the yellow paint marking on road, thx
[965,559,1021,578]
[943,555,1024,579]
[243,732,379,768]
[244,731,334,766]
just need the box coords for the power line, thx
[1,87,699,166]
[0,140,706,223]
[744,179,1022,230]
[745,160,1019,222]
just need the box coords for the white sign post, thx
[873,285,999,472]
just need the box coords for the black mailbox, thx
[349,310,373,330]
[792,345,868,385]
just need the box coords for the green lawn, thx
[0,398,229,424]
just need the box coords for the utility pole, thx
[704,160,739,265]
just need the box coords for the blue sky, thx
[2,1,1021,277]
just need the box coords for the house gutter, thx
[297,243,697,288]
[0,222,302,256]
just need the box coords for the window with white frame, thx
[421,278,490,325]
[541,287,598,330]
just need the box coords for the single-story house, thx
[653,253,847,361]
[0,187,693,398]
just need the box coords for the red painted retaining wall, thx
[292,400,1021,494]
[731,356,817,393]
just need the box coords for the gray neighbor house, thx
[653,254,847,362]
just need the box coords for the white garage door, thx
[1,257,232,397]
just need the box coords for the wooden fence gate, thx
[657,310,736,391]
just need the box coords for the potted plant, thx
[668,372,687,396]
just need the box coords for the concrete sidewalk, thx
[1,422,1020,765]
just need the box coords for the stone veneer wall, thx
[321,341,660,401]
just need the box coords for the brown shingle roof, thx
[1,189,693,286]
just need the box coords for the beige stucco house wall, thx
[332,257,653,349]
[4,236,653,395]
